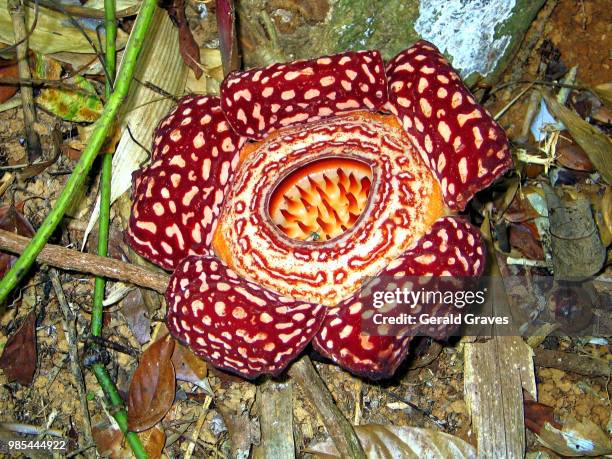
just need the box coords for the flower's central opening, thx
[268,157,373,242]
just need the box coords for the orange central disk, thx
[268,158,372,242]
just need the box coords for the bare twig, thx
[288,357,366,459]
[534,348,610,378]
[0,229,169,293]
[49,269,95,456]
[7,0,42,162]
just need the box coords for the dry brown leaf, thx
[171,341,207,384]
[92,424,166,459]
[0,310,37,385]
[121,289,151,345]
[307,424,476,458]
[0,58,18,103]
[556,133,594,171]
[525,401,612,456]
[0,204,35,278]
[504,187,542,223]
[509,223,544,260]
[127,334,176,432]
[544,94,612,184]
[593,82,612,111]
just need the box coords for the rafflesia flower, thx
[127,41,511,379]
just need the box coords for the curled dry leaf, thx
[0,310,37,385]
[92,423,166,459]
[525,401,612,457]
[127,334,176,432]
[307,424,476,459]
[162,0,202,78]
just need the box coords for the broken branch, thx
[0,229,169,293]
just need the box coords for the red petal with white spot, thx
[386,41,512,210]
[127,96,244,269]
[166,255,327,378]
[220,50,388,139]
[312,217,485,378]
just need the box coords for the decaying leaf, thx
[93,423,166,459]
[216,0,239,75]
[33,54,103,123]
[162,0,202,78]
[509,223,544,260]
[0,58,18,103]
[121,289,152,345]
[171,341,207,384]
[307,425,476,458]
[556,133,594,172]
[0,204,35,278]
[525,401,612,457]
[503,186,543,223]
[127,335,176,432]
[543,94,612,184]
[0,310,37,385]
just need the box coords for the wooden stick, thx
[534,348,610,378]
[7,0,42,162]
[0,229,169,293]
[289,357,365,459]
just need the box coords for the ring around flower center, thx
[268,157,373,242]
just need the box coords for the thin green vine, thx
[88,1,148,458]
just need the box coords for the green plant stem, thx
[92,364,148,459]
[92,0,117,338]
[0,0,157,304]
[90,3,148,459]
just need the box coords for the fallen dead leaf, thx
[556,133,594,171]
[127,334,176,432]
[0,58,18,103]
[121,289,151,345]
[525,401,612,457]
[0,310,37,385]
[307,424,476,458]
[509,223,544,260]
[172,341,207,384]
[162,0,202,78]
[92,423,166,459]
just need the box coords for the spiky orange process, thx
[268,157,372,241]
